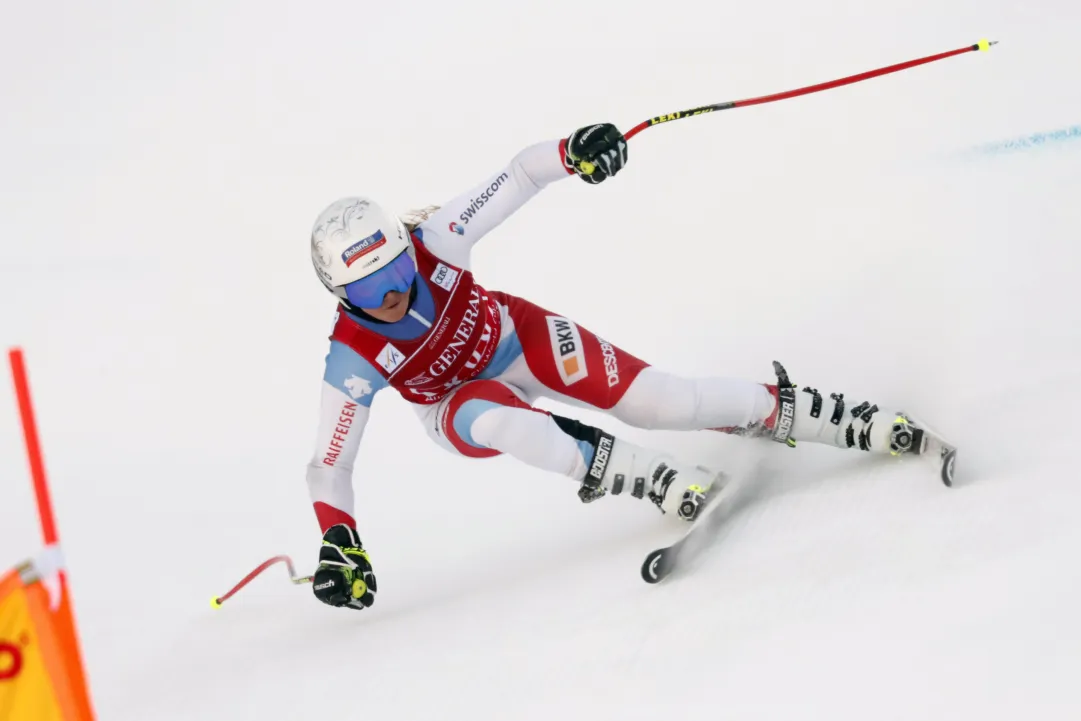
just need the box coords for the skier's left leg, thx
[615,360,918,457]
[494,294,917,517]
[499,295,914,452]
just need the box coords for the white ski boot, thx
[579,431,721,521]
[728,361,930,458]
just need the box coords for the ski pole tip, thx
[976,39,998,52]
[211,596,223,609]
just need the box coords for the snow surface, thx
[2,1,1080,719]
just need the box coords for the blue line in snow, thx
[969,124,1081,156]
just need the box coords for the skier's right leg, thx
[413,379,716,520]
[413,378,592,478]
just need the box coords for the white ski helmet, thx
[310,197,417,310]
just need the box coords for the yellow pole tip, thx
[977,39,995,52]
[211,597,223,609]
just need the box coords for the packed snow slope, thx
[2,1,1080,719]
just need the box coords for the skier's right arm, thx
[305,340,389,533]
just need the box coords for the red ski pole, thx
[576,39,998,174]
[211,555,313,609]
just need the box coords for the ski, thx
[640,413,956,585]
[641,478,730,584]
[900,411,958,487]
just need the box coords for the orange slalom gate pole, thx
[8,346,96,719]
[9,348,59,547]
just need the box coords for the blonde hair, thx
[399,205,441,232]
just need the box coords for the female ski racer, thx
[306,123,921,610]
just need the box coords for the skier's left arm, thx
[418,123,628,265]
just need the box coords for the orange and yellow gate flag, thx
[0,564,94,721]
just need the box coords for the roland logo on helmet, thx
[342,230,387,267]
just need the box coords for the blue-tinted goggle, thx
[343,251,416,309]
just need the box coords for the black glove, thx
[312,524,377,610]
[563,123,628,184]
